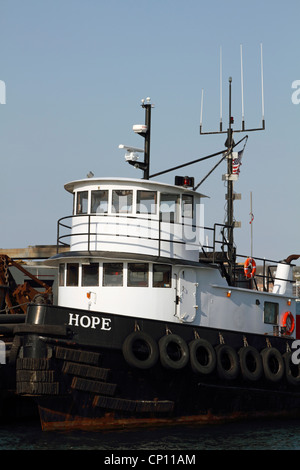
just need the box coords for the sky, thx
[0,0,299,264]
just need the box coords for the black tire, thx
[283,351,300,385]
[122,331,159,369]
[189,338,216,375]
[159,334,189,370]
[215,344,239,380]
[261,347,284,382]
[238,346,263,382]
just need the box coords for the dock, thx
[0,245,68,260]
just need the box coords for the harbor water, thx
[1,417,300,450]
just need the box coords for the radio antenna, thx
[200,88,204,132]
[220,46,223,131]
[260,43,265,128]
[240,44,245,131]
[200,44,265,135]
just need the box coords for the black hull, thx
[0,314,39,423]
[15,303,300,431]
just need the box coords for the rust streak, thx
[38,406,300,432]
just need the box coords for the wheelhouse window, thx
[59,263,65,286]
[264,302,279,324]
[76,191,88,214]
[128,263,148,287]
[112,190,133,213]
[160,193,179,222]
[153,264,171,288]
[82,263,99,286]
[137,190,157,214]
[103,263,123,286]
[66,263,79,286]
[91,190,108,214]
[182,194,193,218]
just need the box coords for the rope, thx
[0,302,30,314]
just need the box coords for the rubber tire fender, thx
[261,347,284,382]
[189,338,216,375]
[238,345,263,382]
[283,351,300,385]
[159,334,189,370]
[122,331,159,369]
[215,344,239,380]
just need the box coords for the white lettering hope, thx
[68,313,112,331]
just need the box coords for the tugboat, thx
[13,85,300,431]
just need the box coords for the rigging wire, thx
[193,134,248,190]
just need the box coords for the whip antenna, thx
[200,44,265,135]
[200,88,204,133]
[220,46,223,131]
[261,43,265,128]
[240,44,245,130]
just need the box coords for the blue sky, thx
[0,0,299,263]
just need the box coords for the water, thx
[1,418,300,450]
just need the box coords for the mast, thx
[142,98,151,180]
[225,77,235,277]
[200,44,265,284]
[120,97,153,180]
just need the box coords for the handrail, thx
[56,213,194,255]
[56,213,297,293]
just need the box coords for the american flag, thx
[232,150,244,175]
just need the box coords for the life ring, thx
[281,311,295,335]
[244,257,256,279]
[238,346,263,381]
[261,347,285,382]
[159,334,189,370]
[189,338,216,375]
[283,352,300,385]
[122,331,159,369]
[215,344,239,380]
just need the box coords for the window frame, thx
[91,190,109,214]
[66,263,79,286]
[153,264,172,288]
[82,263,99,287]
[263,301,279,325]
[159,193,180,223]
[137,190,157,215]
[182,194,194,219]
[112,189,133,214]
[103,262,124,287]
[76,191,89,215]
[127,263,149,287]
[59,263,65,286]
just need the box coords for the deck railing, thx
[57,213,199,259]
[57,214,296,293]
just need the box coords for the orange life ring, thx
[244,257,256,279]
[282,311,295,335]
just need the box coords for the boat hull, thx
[15,303,300,431]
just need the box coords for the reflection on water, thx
[1,418,300,450]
